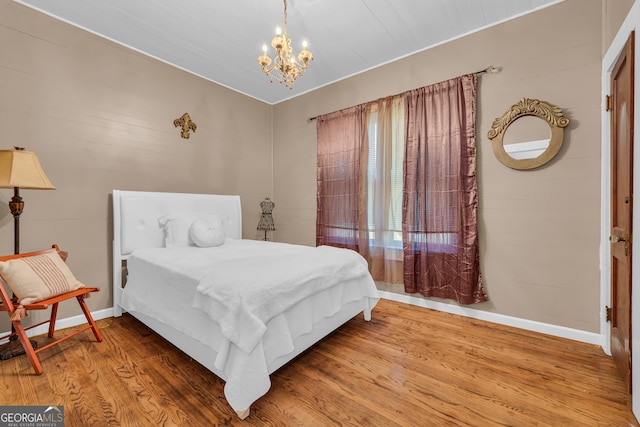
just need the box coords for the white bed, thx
[112,190,380,419]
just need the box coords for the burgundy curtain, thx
[316,106,369,251]
[402,74,487,304]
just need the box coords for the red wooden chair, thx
[0,245,103,374]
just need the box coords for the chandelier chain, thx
[283,0,287,33]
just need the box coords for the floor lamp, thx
[0,147,56,360]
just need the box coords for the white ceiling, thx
[16,0,561,105]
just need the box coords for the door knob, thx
[610,234,630,256]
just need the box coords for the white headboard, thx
[112,190,242,315]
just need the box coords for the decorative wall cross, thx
[174,113,197,139]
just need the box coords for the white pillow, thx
[189,217,226,247]
[158,213,192,248]
[158,212,226,248]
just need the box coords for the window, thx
[317,74,484,303]
[366,97,456,253]
[365,98,404,249]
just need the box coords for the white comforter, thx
[193,242,372,353]
[121,239,379,413]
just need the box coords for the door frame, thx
[602,1,640,417]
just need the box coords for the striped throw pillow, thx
[0,249,85,305]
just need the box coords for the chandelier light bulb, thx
[262,44,268,53]
[302,39,308,48]
[276,26,282,36]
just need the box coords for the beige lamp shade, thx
[0,149,55,189]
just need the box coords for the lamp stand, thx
[0,187,37,360]
[10,187,23,254]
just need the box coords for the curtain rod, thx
[308,65,500,122]
[476,65,500,75]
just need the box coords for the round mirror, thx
[487,98,569,170]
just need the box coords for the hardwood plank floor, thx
[0,299,637,426]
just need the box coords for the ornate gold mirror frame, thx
[487,98,569,170]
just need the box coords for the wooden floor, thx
[0,299,637,426]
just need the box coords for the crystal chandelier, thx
[257,0,313,89]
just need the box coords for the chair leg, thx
[47,303,59,338]
[12,320,43,375]
[77,296,103,342]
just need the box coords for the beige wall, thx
[0,0,272,330]
[603,0,635,52]
[0,0,632,337]
[273,0,604,332]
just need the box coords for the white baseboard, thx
[379,291,604,347]
[0,307,114,344]
[2,297,605,349]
